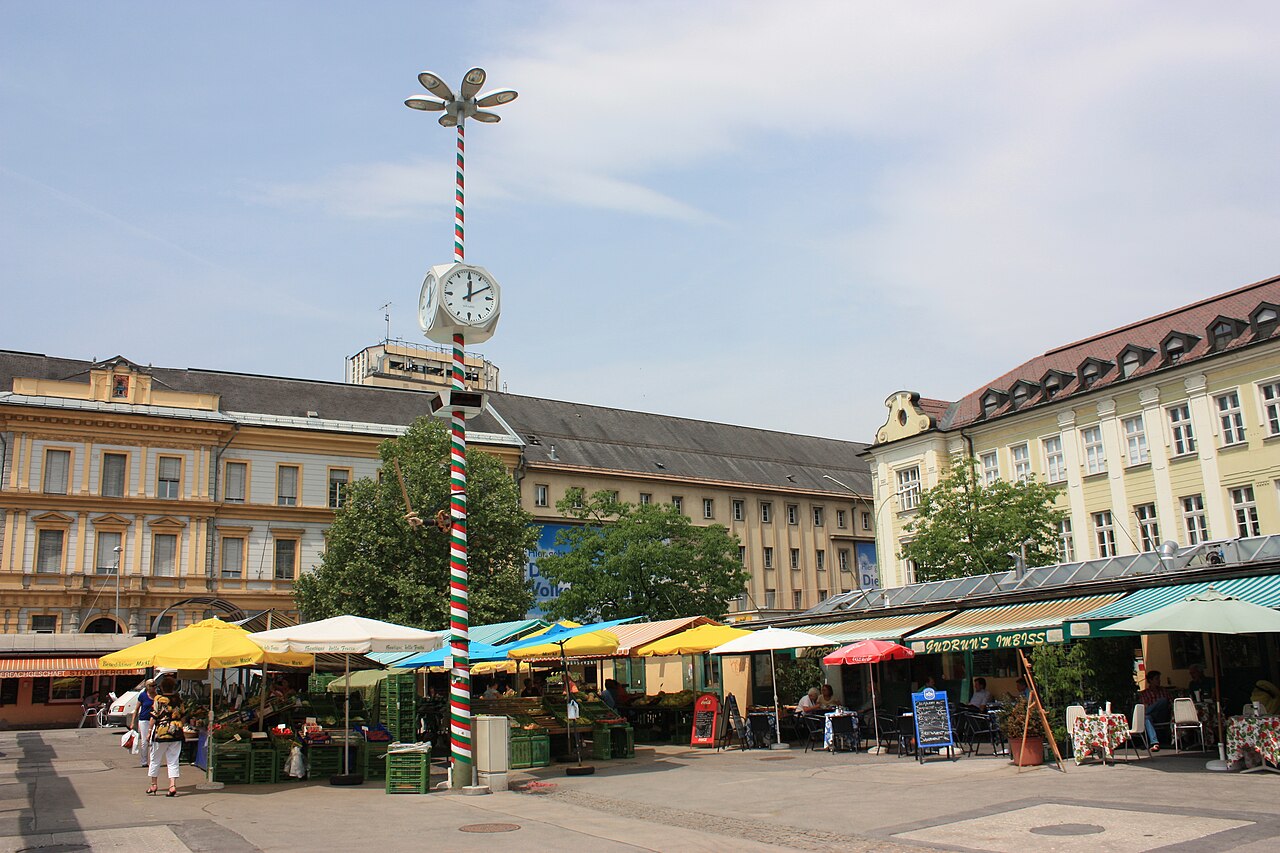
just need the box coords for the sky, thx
[2,2,1279,442]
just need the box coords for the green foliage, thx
[774,655,827,706]
[900,458,1067,581]
[1079,636,1141,705]
[1029,642,1094,746]
[536,489,750,622]
[293,417,537,629]
[1000,696,1048,739]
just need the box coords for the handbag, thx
[120,730,137,750]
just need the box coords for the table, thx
[745,711,776,748]
[1071,712,1129,764]
[822,711,859,751]
[1226,715,1280,772]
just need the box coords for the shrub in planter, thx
[1000,697,1046,766]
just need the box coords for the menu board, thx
[721,693,745,748]
[691,693,719,747]
[911,688,954,753]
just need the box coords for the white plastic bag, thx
[286,745,306,779]
[120,730,136,751]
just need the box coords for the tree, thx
[900,458,1067,582]
[293,417,537,628]
[535,489,750,622]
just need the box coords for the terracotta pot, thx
[1008,736,1045,766]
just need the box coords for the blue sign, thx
[856,542,879,591]
[910,689,956,761]
[525,523,574,617]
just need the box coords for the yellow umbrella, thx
[507,627,620,659]
[100,618,313,670]
[633,623,750,657]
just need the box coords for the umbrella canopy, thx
[1109,588,1280,635]
[248,615,445,654]
[398,642,513,668]
[100,618,313,670]
[708,627,833,656]
[634,623,750,657]
[504,618,637,660]
[822,639,915,666]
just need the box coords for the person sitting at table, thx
[1015,676,1030,700]
[606,678,633,708]
[1187,664,1215,701]
[1139,670,1174,750]
[797,687,821,714]
[968,677,993,710]
[481,681,500,700]
[818,684,837,710]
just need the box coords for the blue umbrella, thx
[398,641,512,668]
[502,617,641,654]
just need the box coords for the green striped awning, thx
[805,611,955,645]
[1065,574,1280,638]
[906,594,1124,654]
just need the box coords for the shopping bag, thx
[286,745,306,779]
[120,730,136,750]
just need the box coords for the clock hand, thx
[469,284,491,299]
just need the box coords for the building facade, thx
[866,274,1280,588]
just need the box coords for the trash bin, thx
[473,715,510,792]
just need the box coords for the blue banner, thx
[525,523,574,617]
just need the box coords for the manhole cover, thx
[17,846,91,853]
[459,823,521,833]
[1030,823,1106,837]
[760,755,795,761]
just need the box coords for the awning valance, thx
[905,594,1123,654]
[0,657,144,678]
[804,611,956,645]
[1065,574,1280,638]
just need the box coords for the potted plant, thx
[1000,697,1047,766]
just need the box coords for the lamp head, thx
[417,70,455,101]
[405,96,446,111]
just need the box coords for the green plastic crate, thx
[250,749,279,784]
[529,734,551,768]
[385,751,431,794]
[361,744,388,780]
[591,733,611,761]
[306,745,344,779]
[308,673,339,693]
[610,726,635,759]
[509,736,532,769]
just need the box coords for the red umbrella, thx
[822,640,915,752]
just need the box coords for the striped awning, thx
[0,657,144,677]
[1065,574,1280,638]
[804,611,956,645]
[905,594,1124,654]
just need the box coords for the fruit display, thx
[630,690,696,709]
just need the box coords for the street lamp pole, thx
[112,545,123,633]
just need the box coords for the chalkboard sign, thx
[691,693,719,747]
[720,693,746,750]
[910,688,955,761]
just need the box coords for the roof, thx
[1066,574,1280,638]
[470,619,548,646]
[804,611,955,645]
[905,594,1124,652]
[934,274,1280,431]
[608,616,716,655]
[0,633,142,654]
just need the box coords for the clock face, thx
[418,272,438,332]
[442,267,497,325]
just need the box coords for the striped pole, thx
[447,115,472,790]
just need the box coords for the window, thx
[738,546,746,565]
[732,499,745,521]
[789,548,800,569]
[1011,384,1032,408]
[534,484,549,507]
[1082,426,1106,475]
[838,549,851,572]
[902,556,918,585]
[818,589,828,602]
[155,615,174,634]
[1043,436,1065,483]
[43,448,70,494]
[30,615,57,633]
[816,549,826,571]
[639,492,652,505]
[1120,349,1142,379]
[156,456,181,499]
[1231,486,1261,537]
[1011,444,1031,483]
[274,538,298,580]
[570,488,584,508]
[812,507,824,527]
[1080,362,1102,389]
[786,504,799,525]
[1093,511,1116,558]
[1135,503,1160,551]
[836,509,847,529]
[1043,374,1063,399]
[793,590,803,610]
[980,451,999,485]
[896,466,921,510]
[224,461,247,503]
[1123,416,1149,465]
[861,511,871,530]
[1182,495,1209,545]
[277,465,300,506]
[1057,519,1075,563]
[1211,319,1237,351]
[764,589,776,610]
[1168,403,1197,456]
[760,502,772,523]
[220,536,245,579]
[328,469,350,509]
[36,529,65,573]
[152,533,177,577]
[671,496,683,513]
[608,490,620,502]
[111,375,129,398]
[1216,391,1246,445]
[703,498,715,520]
[95,531,122,574]
[1262,382,1280,436]
[101,453,127,498]
[763,547,774,569]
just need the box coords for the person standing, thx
[147,676,187,797]
[130,679,156,768]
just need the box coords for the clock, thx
[416,262,502,345]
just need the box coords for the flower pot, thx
[1008,736,1045,766]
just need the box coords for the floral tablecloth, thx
[1071,712,1129,763]
[1226,715,1280,766]
[823,711,859,750]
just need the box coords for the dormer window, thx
[981,390,1007,417]
[1078,358,1112,390]
[1009,381,1039,409]
[1251,303,1279,338]
[1162,331,1199,365]
[1207,316,1245,352]
[1118,346,1154,379]
[1040,370,1072,400]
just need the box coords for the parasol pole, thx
[1206,634,1229,771]
[343,654,351,776]
[769,648,786,749]
[197,671,224,790]
[869,662,882,754]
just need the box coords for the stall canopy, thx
[905,594,1123,654]
[100,618,314,670]
[506,620,628,660]
[633,623,750,657]
[1065,574,1280,639]
[803,611,956,645]
[367,619,548,667]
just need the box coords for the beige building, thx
[346,339,499,392]
[866,273,1280,588]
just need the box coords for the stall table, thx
[1071,712,1129,764]
[1226,715,1280,772]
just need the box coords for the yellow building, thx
[867,273,1280,588]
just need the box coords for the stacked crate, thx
[308,673,339,693]
[509,735,533,769]
[380,673,418,743]
[250,742,279,784]
[385,750,432,794]
[361,742,389,781]
[306,744,344,779]
[210,740,251,785]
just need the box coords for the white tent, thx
[709,627,832,749]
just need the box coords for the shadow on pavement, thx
[13,731,85,845]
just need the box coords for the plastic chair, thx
[1172,698,1204,752]
[801,715,826,753]
[828,714,860,753]
[1065,705,1085,756]
[1123,704,1152,759]
[78,702,103,729]
[875,713,899,752]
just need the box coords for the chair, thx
[1123,703,1152,759]
[875,713,899,752]
[961,710,1005,756]
[78,701,103,729]
[801,715,826,753]
[1172,698,1204,752]
[897,713,916,758]
[828,714,860,753]
[1065,704,1085,756]
[747,713,774,749]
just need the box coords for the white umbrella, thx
[1109,588,1280,771]
[709,628,832,749]
[248,616,444,782]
